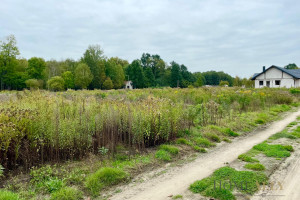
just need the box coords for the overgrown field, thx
[0,87,299,199]
[0,87,298,171]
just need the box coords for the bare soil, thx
[106,110,300,200]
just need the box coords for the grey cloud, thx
[0,0,300,77]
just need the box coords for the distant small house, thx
[124,81,133,89]
[252,65,300,88]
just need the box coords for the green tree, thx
[81,45,106,89]
[27,57,46,80]
[284,63,298,69]
[193,72,206,87]
[105,58,125,89]
[144,67,155,87]
[61,71,74,89]
[0,35,20,90]
[25,79,41,89]
[170,61,182,87]
[47,76,65,91]
[102,77,114,90]
[126,60,145,88]
[74,63,93,89]
[219,80,229,86]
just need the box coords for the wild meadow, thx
[0,87,299,199]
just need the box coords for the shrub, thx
[45,178,65,193]
[25,79,42,89]
[102,77,114,90]
[155,150,172,161]
[47,76,65,91]
[290,88,300,94]
[244,163,265,171]
[85,167,127,196]
[159,145,179,155]
[50,187,83,200]
[0,190,21,200]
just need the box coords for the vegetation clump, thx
[85,167,128,196]
[244,163,265,171]
[50,187,83,200]
[0,190,21,200]
[189,167,268,200]
[253,142,293,158]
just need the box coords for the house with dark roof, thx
[252,65,300,88]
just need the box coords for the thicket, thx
[0,87,297,170]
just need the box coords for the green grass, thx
[244,163,265,171]
[269,131,297,140]
[238,154,259,163]
[172,194,183,199]
[159,145,179,155]
[189,167,268,200]
[155,150,172,161]
[194,138,216,148]
[253,142,293,158]
[204,133,221,143]
[85,167,128,196]
[176,138,190,145]
[50,187,83,200]
[193,146,207,153]
[0,190,21,200]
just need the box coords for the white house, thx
[252,65,300,88]
[124,81,133,89]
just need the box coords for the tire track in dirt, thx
[110,110,300,200]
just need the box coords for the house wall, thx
[254,68,295,88]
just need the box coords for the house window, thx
[275,80,281,86]
[259,81,263,86]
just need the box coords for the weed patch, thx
[253,142,293,158]
[0,190,21,200]
[50,187,83,200]
[244,163,265,171]
[85,167,128,196]
[189,167,268,199]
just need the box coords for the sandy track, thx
[110,110,300,200]
[252,141,300,200]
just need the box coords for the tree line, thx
[0,35,254,91]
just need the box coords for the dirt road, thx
[110,110,300,200]
[252,141,300,200]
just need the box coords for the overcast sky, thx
[1,0,300,77]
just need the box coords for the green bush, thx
[159,145,179,155]
[47,76,65,91]
[0,190,21,200]
[85,167,128,196]
[46,178,65,193]
[155,150,172,161]
[290,88,300,94]
[244,163,265,171]
[50,187,83,200]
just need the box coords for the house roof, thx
[251,65,300,80]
